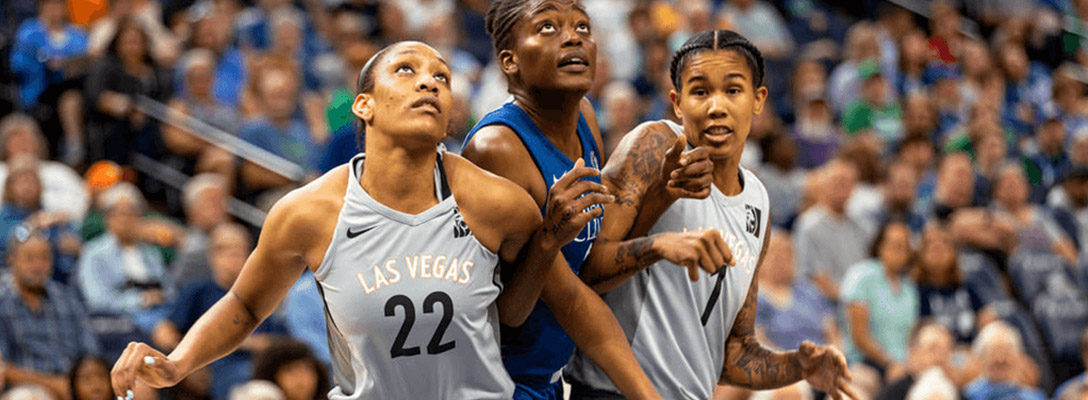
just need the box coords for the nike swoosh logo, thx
[346,226,376,239]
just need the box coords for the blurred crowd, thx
[0,0,1087,399]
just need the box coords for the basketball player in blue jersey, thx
[461,1,715,399]
[566,30,860,400]
[108,41,609,399]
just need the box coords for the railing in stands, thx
[131,95,310,227]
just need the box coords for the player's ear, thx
[669,89,683,123]
[352,93,375,123]
[499,49,519,77]
[753,85,768,116]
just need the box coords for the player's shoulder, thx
[444,154,541,227]
[265,165,348,236]
[463,122,526,160]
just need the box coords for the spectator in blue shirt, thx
[755,231,836,351]
[75,182,173,327]
[0,157,82,283]
[239,61,323,190]
[0,226,99,400]
[964,321,1047,400]
[9,0,88,110]
[151,223,286,400]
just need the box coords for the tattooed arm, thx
[721,232,857,399]
[582,122,724,292]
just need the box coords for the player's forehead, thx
[382,42,449,69]
[524,0,588,20]
[680,50,753,84]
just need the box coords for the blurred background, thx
[0,0,1087,399]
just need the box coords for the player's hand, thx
[652,229,733,281]
[111,342,183,399]
[797,341,859,400]
[539,158,613,251]
[660,134,713,199]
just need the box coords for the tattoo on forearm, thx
[584,237,658,287]
[721,273,803,389]
[611,127,672,207]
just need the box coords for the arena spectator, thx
[876,322,963,400]
[161,48,243,163]
[67,356,110,400]
[1022,118,1071,203]
[841,60,903,146]
[228,380,285,400]
[0,226,98,400]
[0,114,90,222]
[790,92,841,170]
[842,220,919,381]
[903,367,958,400]
[252,339,329,400]
[238,59,323,191]
[152,222,284,399]
[894,30,930,99]
[9,0,87,111]
[0,157,81,283]
[85,0,179,67]
[83,19,173,164]
[914,224,996,344]
[284,269,330,365]
[964,321,1045,400]
[1056,330,1088,400]
[828,22,886,113]
[76,182,173,321]
[756,134,807,228]
[795,158,870,301]
[853,160,925,236]
[185,9,247,108]
[169,173,231,287]
[600,81,641,158]
[755,231,835,351]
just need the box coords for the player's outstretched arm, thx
[720,233,859,400]
[581,122,724,292]
[110,188,329,398]
[543,259,661,400]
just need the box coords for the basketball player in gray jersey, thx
[567,30,860,400]
[108,41,620,399]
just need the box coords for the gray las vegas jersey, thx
[314,153,513,399]
[565,120,770,400]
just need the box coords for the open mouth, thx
[558,52,590,71]
[703,126,734,143]
[411,96,442,114]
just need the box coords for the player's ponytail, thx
[669,30,765,91]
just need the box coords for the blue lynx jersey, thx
[464,101,604,397]
[314,153,512,399]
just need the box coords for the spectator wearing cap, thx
[75,183,173,328]
[1055,330,1088,400]
[0,227,99,400]
[964,322,1045,400]
[0,157,82,283]
[0,114,90,223]
[1022,119,1072,203]
[841,59,904,147]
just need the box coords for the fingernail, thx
[144,356,155,365]
[127,390,134,400]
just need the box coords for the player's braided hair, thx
[669,30,765,91]
[484,0,537,57]
[353,45,394,150]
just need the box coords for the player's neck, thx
[512,90,583,146]
[710,157,743,196]
[359,141,440,214]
